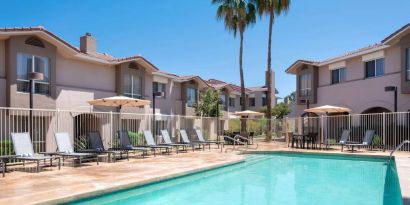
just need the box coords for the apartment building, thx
[0,26,273,116]
[206,76,277,117]
[286,23,410,117]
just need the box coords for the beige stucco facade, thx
[287,25,410,116]
[0,29,207,116]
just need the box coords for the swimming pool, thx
[66,153,402,205]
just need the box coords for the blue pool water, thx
[67,153,402,205]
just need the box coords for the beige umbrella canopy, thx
[88,96,151,108]
[234,110,264,117]
[304,105,351,114]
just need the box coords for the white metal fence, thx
[284,112,410,151]
[0,107,227,156]
[0,107,409,156]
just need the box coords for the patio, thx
[1,141,409,205]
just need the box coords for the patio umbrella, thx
[88,96,151,108]
[233,110,264,118]
[304,105,351,114]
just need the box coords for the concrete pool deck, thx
[1,141,409,205]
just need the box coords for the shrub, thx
[0,140,14,155]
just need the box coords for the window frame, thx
[186,87,197,107]
[299,73,312,97]
[262,93,268,106]
[365,58,385,79]
[16,53,50,95]
[153,82,166,98]
[249,97,256,107]
[123,74,142,99]
[228,97,235,107]
[331,67,346,84]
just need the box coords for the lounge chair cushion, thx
[118,131,134,148]
[195,129,206,142]
[160,130,173,144]
[143,131,157,146]
[11,133,35,156]
[179,130,190,143]
[55,132,75,153]
[88,132,105,151]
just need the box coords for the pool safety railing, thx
[388,140,410,164]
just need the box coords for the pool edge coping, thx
[394,156,410,205]
[32,157,246,205]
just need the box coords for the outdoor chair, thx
[344,130,375,152]
[179,129,205,151]
[324,130,350,151]
[143,130,172,156]
[11,132,61,173]
[48,132,100,166]
[117,131,149,157]
[194,129,225,149]
[80,132,128,162]
[160,130,189,154]
[305,132,318,149]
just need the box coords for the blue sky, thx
[1,0,410,98]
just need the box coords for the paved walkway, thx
[1,141,409,205]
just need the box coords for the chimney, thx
[80,32,96,54]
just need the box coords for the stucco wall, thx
[55,53,116,110]
[290,45,410,117]
[56,54,115,92]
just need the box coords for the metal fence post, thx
[320,115,324,149]
[56,108,59,133]
[110,111,113,140]
[383,112,386,149]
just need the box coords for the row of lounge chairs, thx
[327,129,377,152]
[0,129,223,177]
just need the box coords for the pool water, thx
[67,153,402,205]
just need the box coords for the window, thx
[406,48,410,81]
[240,97,243,106]
[299,73,311,97]
[365,58,384,78]
[219,94,227,110]
[16,53,50,95]
[123,74,142,99]
[262,93,267,106]
[153,82,166,98]
[249,97,255,107]
[229,97,235,107]
[331,67,346,84]
[186,87,197,107]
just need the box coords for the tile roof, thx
[1,26,269,92]
[0,26,158,69]
[285,23,410,74]
[207,79,252,93]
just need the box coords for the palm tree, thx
[252,0,290,141]
[211,0,256,137]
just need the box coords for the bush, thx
[128,131,144,146]
[0,140,14,155]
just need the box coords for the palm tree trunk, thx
[265,8,274,141]
[239,31,247,137]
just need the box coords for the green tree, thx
[259,102,291,119]
[251,0,290,140]
[212,0,256,136]
[194,88,221,117]
[284,91,295,104]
